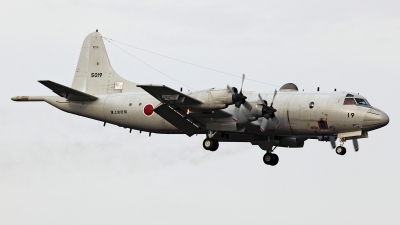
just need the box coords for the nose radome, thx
[380,111,389,127]
[363,108,389,131]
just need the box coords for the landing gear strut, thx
[203,138,219,151]
[263,153,279,166]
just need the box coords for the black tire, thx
[209,140,219,151]
[340,147,347,155]
[269,154,279,166]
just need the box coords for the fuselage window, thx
[355,98,369,105]
[344,98,356,105]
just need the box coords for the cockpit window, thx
[346,93,354,97]
[355,98,369,105]
[344,98,356,105]
[344,97,370,106]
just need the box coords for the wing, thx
[39,80,98,101]
[138,85,211,136]
[138,84,236,136]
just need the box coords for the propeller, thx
[227,74,247,107]
[258,90,280,132]
[228,74,248,122]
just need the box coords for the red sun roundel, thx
[143,104,154,116]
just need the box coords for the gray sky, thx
[1,1,399,224]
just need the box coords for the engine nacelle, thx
[209,89,234,105]
[243,103,264,119]
[186,88,236,110]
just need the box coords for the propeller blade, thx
[329,136,336,149]
[259,117,269,132]
[239,74,245,94]
[232,105,247,124]
[353,139,359,152]
[269,116,280,129]
[227,85,235,94]
[258,93,267,106]
[242,101,252,111]
[270,89,277,107]
[232,107,240,122]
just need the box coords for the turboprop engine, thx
[183,74,249,110]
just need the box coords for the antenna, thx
[317,87,320,92]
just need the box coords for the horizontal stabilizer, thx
[39,80,98,101]
[137,85,202,105]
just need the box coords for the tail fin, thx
[71,31,143,95]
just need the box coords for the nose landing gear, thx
[263,153,279,166]
[335,146,347,155]
[335,138,347,155]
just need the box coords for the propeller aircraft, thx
[12,31,390,166]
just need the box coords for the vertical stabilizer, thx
[71,31,142,95]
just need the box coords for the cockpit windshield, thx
[355,98,369,105]
[343,96,370,106]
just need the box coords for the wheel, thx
[263,153,279,165]
[341,147,347,155]
[336,146,347,155]
[203,138,218,151]
[203,138,213,150]
[209,141,219,151]
[263,153,272,165]
[269,154,279,166]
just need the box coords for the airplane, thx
[11,30,390,166]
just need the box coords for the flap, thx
[39,80,98,101]
[154,104,202,136]
[137,85,202,105]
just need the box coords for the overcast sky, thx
[1,1,399,224]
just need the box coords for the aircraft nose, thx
[380,111,389,127]
[362,108,389,131]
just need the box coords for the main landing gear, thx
[335,138,347,155]
[203,138,219,151]
[203,131,219,151]
[263,153,279,166]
